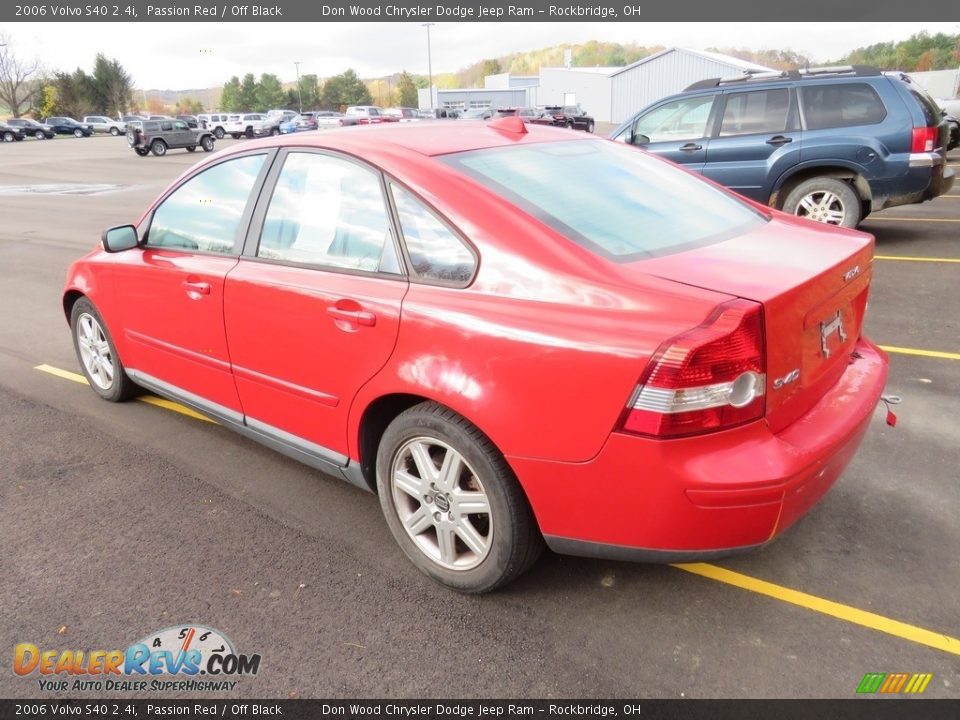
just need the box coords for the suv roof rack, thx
[684,65,881,91]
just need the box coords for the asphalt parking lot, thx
[1,135,958,699]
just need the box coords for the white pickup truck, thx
[83,116,127,136]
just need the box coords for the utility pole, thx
[422,23,435,111]
[293,61,303,113]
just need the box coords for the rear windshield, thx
[906,85,942,127]
[442,140,765,261]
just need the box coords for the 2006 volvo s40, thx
[63,117,889,592]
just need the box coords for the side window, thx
[802,83,887,129]
[719,89,791,136]
[160,121,173,131]
[258,152,400,274]
[633,95,715,144]
[174,121,188,130]
[147,155,266,254]
[391,184,476,284]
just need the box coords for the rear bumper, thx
[510,338,888,560]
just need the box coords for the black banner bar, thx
[2,0,959,23]
[2,700,959,720]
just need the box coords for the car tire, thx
[110,127,120,136]
[245,127,254,139]
[73,128,84,138]
[376,402,543,593]
[270,127,280,136]
[586,121,595,133]
[2,131,13,143]
[214,127,225,139]
[70,297,138,403]
[200,136,215,152]
[782,177,862,228]
[35,130,46,140]
[231,133,240,139]
[186,146,196,152]
[134,147,149,156]
[150,140,167,157]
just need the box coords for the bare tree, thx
[0,34,42,117]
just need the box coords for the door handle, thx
[182,280,211,296]
[766,135,793,146]
[327,306,377,327]
[679,143,702,152]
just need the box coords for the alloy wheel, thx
[390,437,492,571]
[76,312,114,390]
[796,190,846,225]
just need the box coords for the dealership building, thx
[419,47,773,124]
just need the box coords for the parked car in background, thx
[340,106,388,126]
[0,121,26,142]
[64,120,889,592]
[264,109,298,135]
[384,107,420,122]
[531,105,595,132]
[197,113,229,139]
[148,115,174,121]
[314,111,344,128]
[5,118,55,139]
[494,107,541,123]
[941,112,959,150]
[83,116,127,136]
[126,118,215,156]
[122,115,146,124]
[935,97,960,118]
[176,115,200,129]
[223,113,274,138]
[44,117,94,137]
[462,108,494,120]
[612,66,954,227]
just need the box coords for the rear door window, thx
[801,83,887,129]
[719,89,791,136]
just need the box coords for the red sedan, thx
[63,117,889,592]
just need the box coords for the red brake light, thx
[911,127,937,153]
[619,299,766,438]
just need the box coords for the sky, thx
[5,21,960,90]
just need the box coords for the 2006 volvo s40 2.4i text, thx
[63,117,889,592]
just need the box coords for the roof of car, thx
[216,119,582,159]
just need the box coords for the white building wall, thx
[610,49,771,124]
[538,68,614,122]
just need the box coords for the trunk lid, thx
[630,213,875,433]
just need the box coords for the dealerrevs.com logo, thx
[14,625,261,693]
[857,672,933,695]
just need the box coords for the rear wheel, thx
[110,127,120,136]
[230,133,240,139]
[782,177,861,228]
[200,136,215,152]
[586,121,595,133]
[376,402,543,593]
[134,147,149,156]
[213,127,225,139]
[150,139,167,156]
[70,298,138,402]
[186,146,196,152]
[2,131,13,142]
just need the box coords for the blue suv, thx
[611,66,955,227]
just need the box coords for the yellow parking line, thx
[879,345,960,361]
[868,216,960,223]
[34,364,215,423]
[674,563,960,656]
[875,255,960,263]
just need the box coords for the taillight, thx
[911,127,937,153]
[619,299,766,438]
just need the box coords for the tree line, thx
[218,69,419,112]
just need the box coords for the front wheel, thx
[2,131,13,143]
[70,298,138,402]
[200,136,215,152]
[73,128,83,138]
[35,130,46,140]
[270,127,280,136]
[110,127,120,136]
[150,139,167,156]
[586,121,595,133]
[782,177,862,228]
[376,402,543,593]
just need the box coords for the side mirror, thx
[102,225,139,253]
[632,133,651,146]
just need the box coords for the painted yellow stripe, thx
[34,364,215,423]
[673,563,960,656]
[868,216,960,223]
[879,345,960,361]
[875,255,960,263]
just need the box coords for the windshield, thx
[442,140,766,261]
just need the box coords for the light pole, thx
[422,23,434,112]
[293,61,303,113]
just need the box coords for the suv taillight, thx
[911,127,938,153]
[619,299,766,438]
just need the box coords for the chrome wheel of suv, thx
[783,177,861,228]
